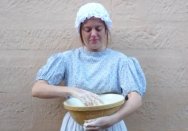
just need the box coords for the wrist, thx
[65,87,73,97]
[65,87,78,97]
[107,114,120,126]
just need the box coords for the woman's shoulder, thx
[49,48,81,58]
[108,48,128,60]
[108,49,141,64]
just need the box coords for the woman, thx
[32,2,146,131]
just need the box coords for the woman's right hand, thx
[32,80,103,106]
[68,88,103,106]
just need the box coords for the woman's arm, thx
[111,91,142,122]
[83,91,142,130]
[32,80,103,106]
[32,80,70,99]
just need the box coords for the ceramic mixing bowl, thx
[63,94,125,125]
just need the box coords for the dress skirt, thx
[60,112,128,131]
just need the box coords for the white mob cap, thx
[75,2,112,32]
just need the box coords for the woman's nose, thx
[91,28,97,36]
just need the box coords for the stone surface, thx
[0,0,188,130]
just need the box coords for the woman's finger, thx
[79,92,103,106]
[84,121,100,131]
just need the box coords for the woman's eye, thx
[96,27,103,32]
[82,26,103,32]
[83,27,91,32]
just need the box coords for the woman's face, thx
[81,18,107,52]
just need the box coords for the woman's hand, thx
[32,80,102,106]
[83,92,143,130]
[83,116,114,131]
[69,87,103,106]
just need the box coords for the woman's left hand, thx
[83,116,114,131]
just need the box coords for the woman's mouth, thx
[90,39,98,43]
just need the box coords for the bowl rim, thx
[63,94,125,111]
